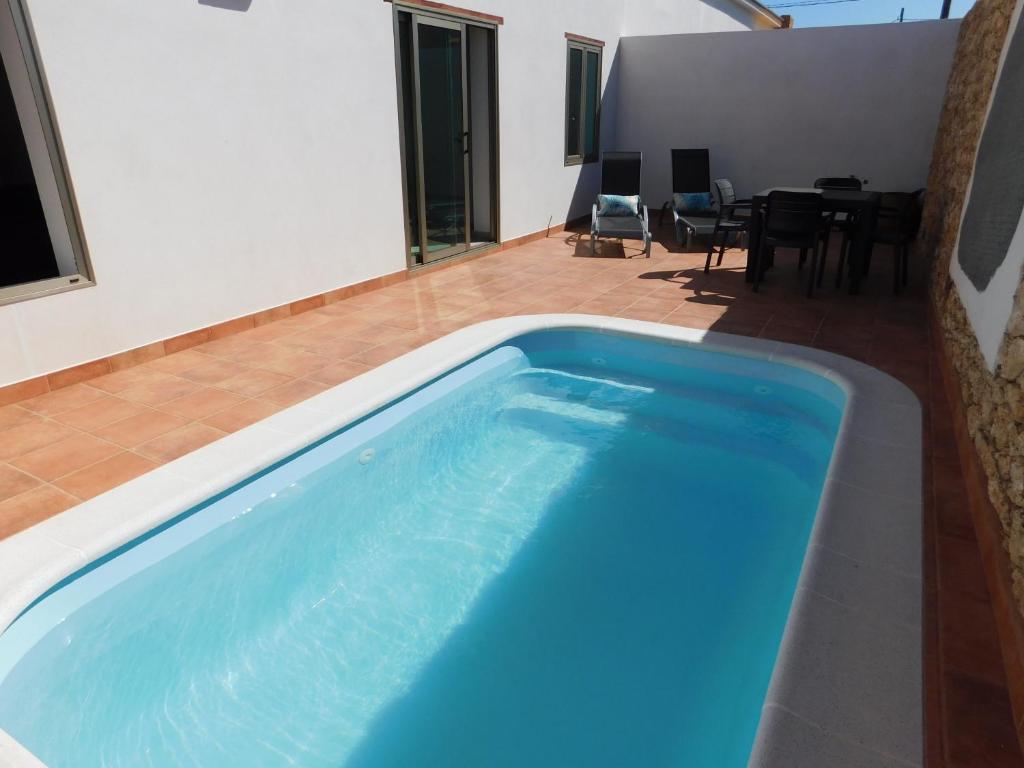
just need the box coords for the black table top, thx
[752,187,880,207]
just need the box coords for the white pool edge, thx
[0,314,923,768]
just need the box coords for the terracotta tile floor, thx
[0,222,1021,766]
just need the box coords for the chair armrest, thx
[720,202,752,216]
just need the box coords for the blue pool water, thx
[0,330,843,768]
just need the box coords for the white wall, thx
[950,0,1024,370]
[615,20,960,207]
[477,0,764,238]
[0,0,766,387]
[622,0,779,34]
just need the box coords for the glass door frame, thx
[392,3,500,269]
[411,14,468,263]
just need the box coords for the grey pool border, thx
[0,314,922,768]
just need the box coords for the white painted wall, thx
[475,0,766,238]
[622,0,779,34]
[615,20,960,207]
[0,0,768,387]
[950,0,1024,371]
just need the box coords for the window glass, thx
[565,41,601,164]
[583,50,600,159]
[0,53,57,289]
[565,47,583,160]
[0,5,90,305]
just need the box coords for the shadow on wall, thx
[198,0,253,10]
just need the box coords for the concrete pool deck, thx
[0,224,1018,766]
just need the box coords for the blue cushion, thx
[597,194,640,217]
[673,192,714,214]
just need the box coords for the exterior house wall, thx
[621,0,780,34]
[0,0,767,389]
[614,21,960,207]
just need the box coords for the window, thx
[564,37,602,165]
[0,1,91,306]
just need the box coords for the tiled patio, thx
[0,222,1020,766]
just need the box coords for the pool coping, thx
[0,314,923,768]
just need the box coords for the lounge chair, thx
[658,148,719,250]
[591,151,652,258]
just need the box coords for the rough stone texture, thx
[923,0,1024,611]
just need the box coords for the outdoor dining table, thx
[745,187,882,294]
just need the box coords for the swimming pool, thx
[0,317,923,768]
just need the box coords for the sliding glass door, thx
[416,18,467,261]
[395,8,497,267]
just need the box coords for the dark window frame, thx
[564,39,602,166]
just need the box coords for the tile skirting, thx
[0,270,405,407]
[931,305,1024,752]
[0,217,590,410]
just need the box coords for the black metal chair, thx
[814,177,864,286]
[753,190,830,298]
[591,151,652,258]
[864,189,924,294]
[704,178,752,273]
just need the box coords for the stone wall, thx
[923,0,1024,608]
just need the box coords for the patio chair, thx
[753,190,830,298]
[658,149,718,249]
[814,177,863,279]
[856,189,924,294]
[591,151,652,258]
[704,178,752,273]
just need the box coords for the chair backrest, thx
[601,151,642,196]
[712,178,737,206]
[765,190,824,238]
[814,176,863,191]
[671,148,710,194]
[879,189,926,241]
[907,188,925,240]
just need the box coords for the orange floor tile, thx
[0,222,1019,766]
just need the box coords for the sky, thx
[775,0,975,27]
